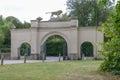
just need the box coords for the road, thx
[0,57,63,65]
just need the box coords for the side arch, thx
[80,41,94,58]
[18,42,31,59]
[19,42,31,55]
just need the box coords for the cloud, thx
[0,0,67,22]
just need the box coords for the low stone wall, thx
[68,53,80,60]
[27,54,40,60]
[0,53,11,60]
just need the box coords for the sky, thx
[0,0,67,22]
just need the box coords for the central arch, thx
[40,32,70,60]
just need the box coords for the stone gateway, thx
[11,18,103,60]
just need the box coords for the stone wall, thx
[0,53,11,60]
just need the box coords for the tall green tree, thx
[67,0,114,26]
[0,15,12,50]
[0,15,4,47]
[0,16,30,52]
[6,16,23,29]
[0,28,4,48]
[22,21,30,28]
[6,16,30,29]
[99,0,120,75]
[60,13,70,21]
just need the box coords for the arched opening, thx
[19,42,31,59]
[81,42,93,58]
[41,35,68,60]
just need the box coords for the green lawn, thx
[0,60,119,80]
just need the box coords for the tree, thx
[0,16,4,47]
[6,16,30,29]
[60,13,70,21]
[22,21,30,28]
[0,15,12,52]
[0,29,4,48]
[6,16,23,29]
[67,0,114,26]
[99,0,120,75]
[0,16,31,52]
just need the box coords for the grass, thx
[0,60,119,80]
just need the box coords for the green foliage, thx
[99,0,120,74]
[1,48,10,53]
[6,16,30,29]
[60,13,70,21]
[20,43,31,56]
[6,16,22,28]
[46,35,65,56]
[81,42,93,57]
[98,0,115,6]
[67,0,114,26]
[22,21,31,28]
[0,16,12,49]
[0,15,30,52]
[0,30,4,47]
[112,70,120,75]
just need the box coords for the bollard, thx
[42,54,44,62]
[82,54,84,60]
[24,54,27,63]
[59,53,61,62]
[1,54,4,65]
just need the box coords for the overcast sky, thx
[0,0,67,22]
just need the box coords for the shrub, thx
[1,48,10,53]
